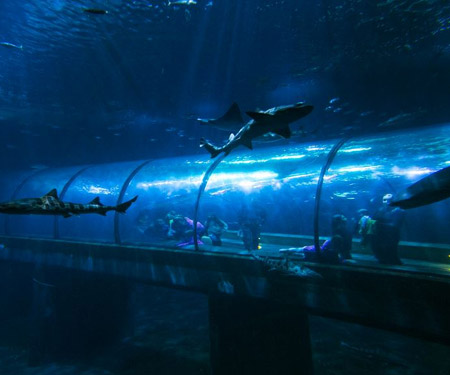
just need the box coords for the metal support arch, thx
[114,160,153,244]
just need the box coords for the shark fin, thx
[43,189,58,199]
[89,197,103,206]
[246,111,273,122]
[272,125,292,139]
[220,102,243,124]
[229,133,235,141]
[116,196,138,214]
[63,212,73,218]
[242,138,253,149]
[97,212,107,216]
[200,138,222,158]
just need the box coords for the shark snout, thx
[294,103,314,114]
[284,103,314,122]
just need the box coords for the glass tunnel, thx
[1,124,449,262]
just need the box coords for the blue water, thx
[0,0,449,169]
[1,1,450,374]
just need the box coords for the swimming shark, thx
[197,102,245,132]
[200,102,313,158]
[0,189,138,218]
[390,166,450,209]
[0,42,23,50]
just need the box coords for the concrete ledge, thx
[222,231,450,264]
[0,235,449,344]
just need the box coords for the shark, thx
[390,166,450,209]
[197,102,245,132]
[0,42,23,50]
[0,189,138,218]
[200,101,314,158]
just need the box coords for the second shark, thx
[200,101,313,158]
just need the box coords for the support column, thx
[28,267,131,365]
[209,294,313,375]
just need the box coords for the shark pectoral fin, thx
[242,138,253,149]
[89,197,103,206]
[63,212,73,218]
[43,188,59,199]
[272,126,292,139]
[246,111,273,122]
[97,211,107,216]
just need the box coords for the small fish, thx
[378,112,418,128]
[32,278,56,288]
[0,42,23,50]
[168,0,197,5]
[30,164,49,170]
[329,97,340,104]
[83,8,108,15]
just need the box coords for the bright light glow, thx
[271,154,305,161]
[313,174,337,182]
[228,159,269,165]
[209,171,278,187]
[84,186,116,195]
[137,177,201,190]
[333,191,358,199]
[335,165,380,173]
[227,154,306,164]
[283,172,316,182]
[445,161,450,165]
[136,171,278,191]
[237,180,255,192]
[306,146,326,151]
[341,147,372,153]
[323,174,337,181]
[391,166,435,179]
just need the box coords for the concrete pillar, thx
[28,267,131,365]
[209,294,313,375]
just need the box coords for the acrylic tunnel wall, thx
[0,124,449,252]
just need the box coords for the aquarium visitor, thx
[372,194,405,265]
[203,215,228,246]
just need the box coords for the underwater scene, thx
[1,0,450,374]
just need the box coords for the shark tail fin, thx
[200,138,221,158]
[116,196,138,214]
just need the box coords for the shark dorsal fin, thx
[242,138,253,149]
[229,133,235,141]
[220,102,243,124]
[43,189,58,199]
[272,125,292,139]
[246,111,273,122]
[89,197,103,206]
